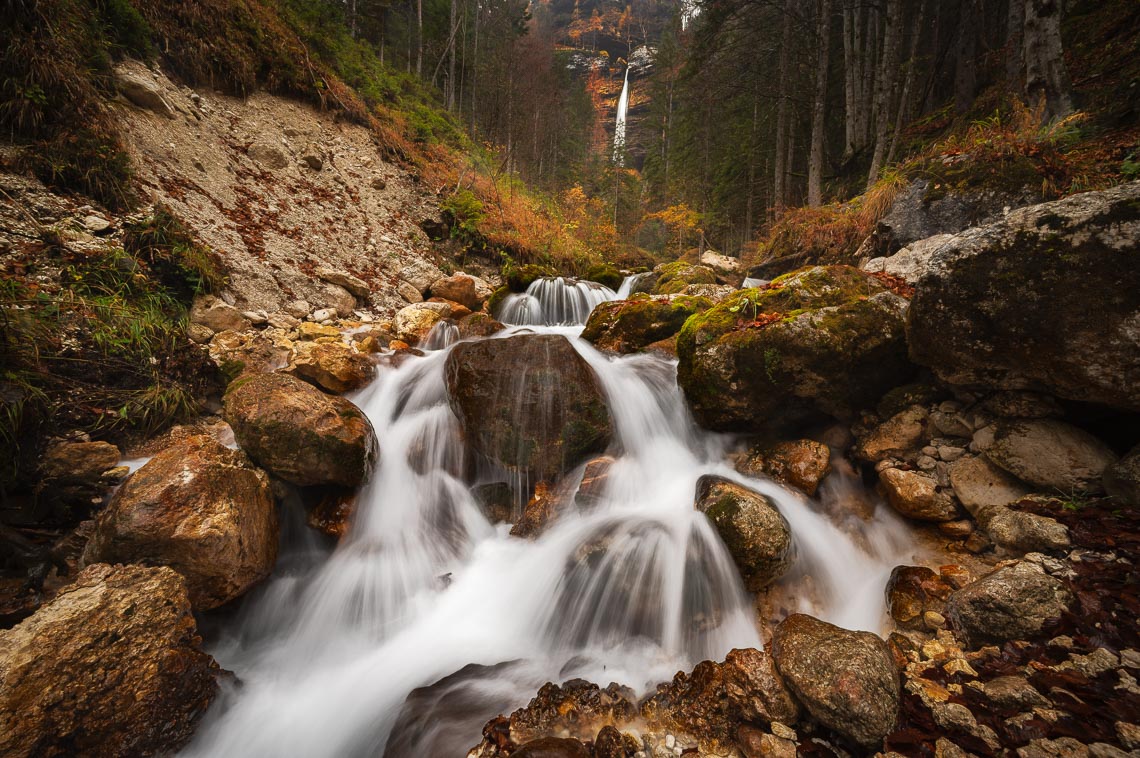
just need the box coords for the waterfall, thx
[184,286,923,758]
[613,68,630,166]
[497,277,617,326]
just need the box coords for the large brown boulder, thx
[224,372,377,487]
[677,266,913,432]
[291,342,376,394]
[445,335,612,480]
[771,614,900,748]
[0,564,218,757]
[82,435,277,610]
[430,273,493,311]
[945,561,1074,647]
[581,294,713,354]
[39,440,120,484]
[906,182,1140,412]
[694,476,793,591]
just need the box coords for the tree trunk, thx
[447,0,458,110]
[954,0,978,113]
[416,0,424,78]
[842,0,856,157]
[1006,0,1025,85]
[1024,0,1073,122]
[887,0,925,165]
[809,0,833,207]
[773,0,794,209]
[867,0,902,189]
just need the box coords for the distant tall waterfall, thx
[613,68,630,166]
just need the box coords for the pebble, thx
[917,455,938,470]
[664,734,675,749]
[924,611,947,629]
[310,308,336,322]
[770,722,797,741]
[922,445,939,457]
[939,446,966,462]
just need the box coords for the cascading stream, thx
[186,276,921,758]
[613,67,630,166]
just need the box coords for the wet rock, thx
[291,342,375,393]
[581,294,713,354]
[394,301,451,344]
[694,476,793,591]
[315,266,369,299]
[640,648,799,754]
[191,293,250,333]
[856,405,929,462]
[982,391,1063,419]
[82,435,276,610]
[985,419,1117,494]
[945,561,1074,647]
[224,372,377,487]
[457,312,506,339]
[0,564,218,757]
[906,182,1140,412]
[1104,445,1140,506]
[430,273,493,311]
[513,737,591,758]
[39,440,119,484]
[734,439,832,496]
[878,467,961,522]
[678,266,913,433]
[445,335,612,481]
[306,490,355,539]
[509,679,639,744]
[575,456,616,510]
[771,613,899,747]
[510,482,568,538]
[472,482,514,524]
[887,566,954,630]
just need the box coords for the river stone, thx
[0,564,218,757]
[985,419,1117,494]
[640,647,799,755]
[949,455,1031,512]
[82,435,277,610]
[906,182,1140,412]
[456,312,506,339]
[445,334,612,480]
[677,266,913,433]
[291,342,375,393]
[878,467,961,522]
[694,476,793,591]
[581,293,713,354]
[856,405,930,462]
[224,372,377,487]
[735,439,832,496]
[1104,445,1140,506]
[770,613,899,748]
[429,273,493,311]
[945,561,1074,647]
[947,456,1067,552]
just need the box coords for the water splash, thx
[497,277,617,326]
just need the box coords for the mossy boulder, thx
[677,265,914,433]
[651,261,717,295]
[585,263,623,290]
[445,334,613,480]
[907,182,1140,411]
[581,293,713,354]
[506,264,557,292]
[694,475,793,592]
[224,372,377,488]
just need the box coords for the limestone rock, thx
[945,561,1074,647]
[82,435,277,610]
[399,259,446,294]
[700,250,740,272]
[906,182,1140,411]
[429,273,493,311]
[863,234,955,283]
[114,62,175,118]
[191,294,250,333]
[949,455,1031,513]
[316,266,370,298]
[878,467,961,522]
[397,280,424,303]
[0,564,218,757]
[985,419,1118,494]
[291,342,375,393]
[734,439,832,496]
[209,329,291,378]
[224,372,377,487]
[445,335,612,480]
[694,476,793,591]
[394,302,451,344]
[678,266,914,433]
[771,613,900,747]
[581,293,713,354]
[248,142,289,170]
[949,456,1068,552]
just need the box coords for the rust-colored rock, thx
[291,342,375,393]
[878,467,961,522]
[886,565,954,630]
[39,440,120,484]
[508,679,639,744]
[429,272,493,310]
[307,490,356,539]
[82,435,277,610]
[0,564,218,757]
[736,439,832,495]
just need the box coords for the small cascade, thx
[742,276,769,289]
[615,271,654,299]
[497,277,617,326]
[613,68,630,166]
[421,319,460,351]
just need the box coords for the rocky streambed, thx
[1,184,1139,757]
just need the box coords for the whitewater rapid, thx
[185,277,921,757]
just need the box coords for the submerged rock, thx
[581,293,713,354]
[82,435,277,610]
[945,561,1074,647]
[906,182,1140,412]
[224,372,377,487]
[694,476,793,591]
[677,266,913,433]
[771,613,899,748]
[445,335,612,480]
[0,564,218,757]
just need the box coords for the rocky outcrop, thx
[985,419,1117,494]
[907,182,1140,411]
[82,435,277,610]
[863,233,955,284]
[770,613,899,748]
[734,439,832,496]
[0,564,218,757]
[445,335,612,480]
[650,261,718,295]
[581,294,713,354]
[678,266,913,432]
[290,342,375,393]
[694,476,793,591]
[945,561,1074,647]
[430,273,493,311]
[114,61,176,118]
[224,372,377,487]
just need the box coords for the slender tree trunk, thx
[1024,0,1073,122]
[1006,0,1025,85]
[773,0,794,209]
[809,0,833,207]
[867,0,902,189]
[954,0,978,113]
[416,0,424,78]
[350,0,358,38]
[447,0,458,110]
[842,0,856,158]
[887,0,925,165]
